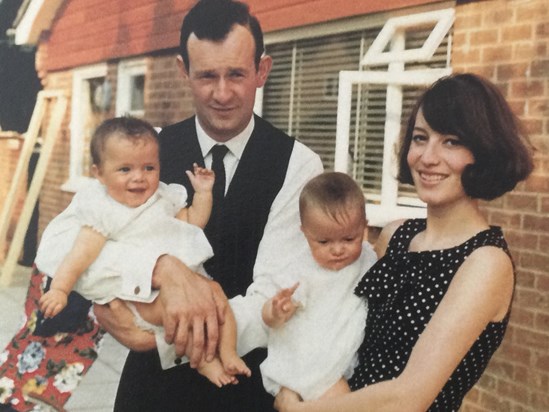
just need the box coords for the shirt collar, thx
[195,116,255,160]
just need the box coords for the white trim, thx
[116,58,147,117]
[14,0,65,46]
[335,68,451,226]
[334,9,454,226]
[361,9,455,66]
[62,63,108,193]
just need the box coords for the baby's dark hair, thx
[90,116,159,166]
[299,172,366,225]
[179,0,265,71]
[398,73,534,200]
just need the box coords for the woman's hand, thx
[274,387,302,411]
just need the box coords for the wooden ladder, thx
[0,90,67,286]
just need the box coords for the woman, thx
[275,73,534,412]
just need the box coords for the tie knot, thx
[210,145,229,161]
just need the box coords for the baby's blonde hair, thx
[299,172,366,225]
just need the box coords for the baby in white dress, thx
[35,116,250,386]
[260,172,376,400]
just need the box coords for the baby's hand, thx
[186,163,214,193]
[39,289,68,318]
[271,283,301,325]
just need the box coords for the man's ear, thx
[176,55,189,79]
[256,55,273,87]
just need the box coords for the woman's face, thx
[407,109,475,208]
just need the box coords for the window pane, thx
[82,76,109,175]
[130,74,145,112]
[263,22,450,207]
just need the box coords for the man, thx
[95,0,323,410]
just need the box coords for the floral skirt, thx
[0,267,105,411]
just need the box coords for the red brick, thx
[537,22,549,38]
[470,29,499,45]
[537,273,549,292]
[517,2,549,21]
[530,391,549,410]
[504,193,539,211]
[496,380,530,405]
[515,270,536,288]
[479,390,512,410]
[498,340,532,365]
[523,214,549,232]
[530,59,549,77]
[505,230,539,250]
[497,62,531,81]
[502,25,534,42]
[510,80,546,98]
[510,307,535,327]
[483,45,513,62]
[483,9,514,26]
[515,327,549,350]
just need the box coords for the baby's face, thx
[301,206,365,271]
[94,134,160,208]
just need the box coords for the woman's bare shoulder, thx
[374,219,406,258]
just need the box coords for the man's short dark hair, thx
[398,73,534,200]
[179,0,265,71]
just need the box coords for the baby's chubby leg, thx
[318,378,351,399]
[218,307,251,378]
[131,299,163,326]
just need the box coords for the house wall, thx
[0,138,26,260]
[38,0,439,72]
[453,1,549,411]
[30,0,548,410]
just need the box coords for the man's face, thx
[180,25,272,142]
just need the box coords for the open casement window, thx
[64,64,110,192]
[262,8,454,227]
[116,58,147,118]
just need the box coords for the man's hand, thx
[155,255,227,367]
[94,299,156,351]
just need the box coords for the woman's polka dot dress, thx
[349,219,511,411]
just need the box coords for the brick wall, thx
[0,138,25,259]
[453,0,549,410]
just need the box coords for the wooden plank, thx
[0,131,23,140]
[0,92,47,261]
[0,92,67,286]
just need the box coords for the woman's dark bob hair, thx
[398,73,534,200]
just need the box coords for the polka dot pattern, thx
[349,219,511,411]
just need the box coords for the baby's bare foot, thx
[198,358,238,387]
[222,353,252,377]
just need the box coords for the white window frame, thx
[335,9,454,227]
[116,58,147,117]
[63,63,108,192]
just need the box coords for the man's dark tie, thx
[210,144,229,206]
[206,145,229,279]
